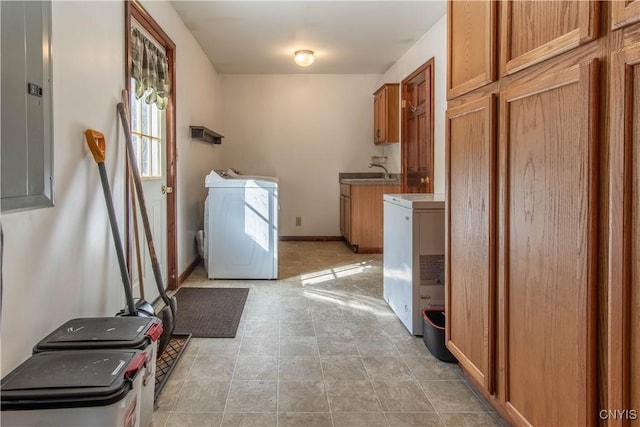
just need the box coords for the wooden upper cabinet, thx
[612,0,640,30]
[500,0,599,76]
[445,94,496,393]
[373,83,399,144]
[447,1,496,99]
[608,44,640,427]
[499,60,598,426]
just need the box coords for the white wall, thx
[139,1,224,272]
[0,1,221,375]
[219,16,447,237]
[220,74,386,236]
[379,15,447,194]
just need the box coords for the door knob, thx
[161,185,173,195]
[420,177,430,184]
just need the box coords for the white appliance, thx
[204,169,278,279]
[383,193,445,335]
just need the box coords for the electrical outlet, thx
[296,217,302,226]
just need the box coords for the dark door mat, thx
[154,333,191,401]
[173,287,249,338]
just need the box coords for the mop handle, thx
[84,129,137,315]
[116,103,171,308]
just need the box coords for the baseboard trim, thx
[179,256,202,285]
[279,236,343,242]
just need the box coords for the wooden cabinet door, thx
[374,84,399,144]
[500,1,599,76]
[608,45,640,426]
[374,88,386,144]
[611,0,640,30]
[447,0,496,99]
[445,94,496,392]
[499,60,598,426]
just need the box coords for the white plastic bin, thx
[1,349,145,427]
[31,317,162,427]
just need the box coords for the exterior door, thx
[126,1,177,295]
[402,59,434,193]
[129,88,168,305]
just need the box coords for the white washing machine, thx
[204,169,278,279]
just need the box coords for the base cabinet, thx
[339,183,400,252]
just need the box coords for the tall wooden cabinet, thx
[446,1,640,426]
[608,44,640,426]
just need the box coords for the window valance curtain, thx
[130,27,170,110]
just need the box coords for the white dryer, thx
[204,169,278,279]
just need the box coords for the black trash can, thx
[422,309,457,363]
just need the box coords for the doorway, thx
[125,2,177,292]
[401,58,434,193]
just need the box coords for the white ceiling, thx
[170,1,447,74]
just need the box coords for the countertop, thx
[338,172,400,185]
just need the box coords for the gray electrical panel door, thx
[1,1,54,212]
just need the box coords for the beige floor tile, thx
[224,380,277,413]
[373,381,435,412]
[198,338,241,356]
[278,381,330,412]
[317,337,359,356]
[279,356,323,380]
[401,355,461,381]
[420,381,487,413]
[244,320,279,337]
[155,379,184,411]
[233,355,278,380]
[362,356,414,381]
[356,336,400,356]
[173,380,230,412]
[314,319,354,337]
[279,320,315,336]
[439,413,504,426]
[321,356,368,381]
[189,355,236,380]
[279,336,319,355]
[239,336,279,355]
[169,354,195,381]
[155,243,505,426]
[325,380,382,412]
[165,412,223,426]
[277,412,333,427]
[332,412,389,427]
[384,412,444,426]
[220,412,277,426]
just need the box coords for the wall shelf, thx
[190,126,224,144]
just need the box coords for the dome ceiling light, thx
[294,50,315,67]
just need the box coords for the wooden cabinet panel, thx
[339,183,400,252]
[608,45,640,426]
[447,1,496,99]
[612,0,640,30]
[374,84,399,144]
[445,94,496,392]
[499,60,598,426]
[500,1,599,76]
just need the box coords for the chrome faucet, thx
[369,163,390,179]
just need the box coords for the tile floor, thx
[152,241,507,427]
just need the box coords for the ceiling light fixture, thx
[294,50,315,67]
